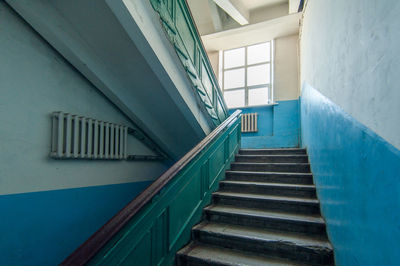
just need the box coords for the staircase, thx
[177,148,334,265]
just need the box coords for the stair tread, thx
[236,154,308,158]
[220,180,316,189]
[213,191,319,204]
[194,222,332,249]
[226,170,312,176]
[205,205,324,224]
[232,162,310,165]
[177,148,335,265]
[240,148,306,152]
[178,242,300,266]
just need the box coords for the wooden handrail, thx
[61,110,242,265]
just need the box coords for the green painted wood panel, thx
[229,125,239,155]
[120,232,151,266]
[88,116,241,265]
[208,142,225,187]
[149,0,228,125]
[175,3,194,61]
[168,171,201,247]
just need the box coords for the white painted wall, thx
[274,34,299,101]
[7,0,215,160]
[207,51,220,80]
[300,0,400,149]
[0,3,167,195]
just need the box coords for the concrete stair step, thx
[219,180,316,199]
[204,205,327,236]
[176,148,335,265]
[176,242,300,266]
[225,170,313,184]
[231,162,311,173]
[213,192,321,215]
[239,148,307,156]
[235,154,309,163]
[192,222,334,265]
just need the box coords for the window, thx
[220,41,273,108]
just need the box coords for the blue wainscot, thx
[300,82,400,265]
[230,99,300,149]
[0,181,152,266]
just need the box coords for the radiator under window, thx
[241,113,258,133]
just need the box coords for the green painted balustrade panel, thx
[149,0,228,125]
[88,115,241,265]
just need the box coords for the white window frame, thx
[220,41,274,108]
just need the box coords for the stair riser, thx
[235,156,308,163]
[176,254,227,266]
[213,196,320,215]
[193,230,334,265]
[205,211,327,236]
[231,164,311,173]
[239,150,306,155]
[177,148,336,266]
[225,172,313,185]
[219,183,316,199]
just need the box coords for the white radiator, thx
[50,112,128,160]
[241,113,258,133]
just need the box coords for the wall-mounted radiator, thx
[51,112,128,159]
[241,113,258,133]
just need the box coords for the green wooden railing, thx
[150,0,228,125]
[61,110,241,265]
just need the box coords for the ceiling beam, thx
[212,0,249,25]
[202,13,301,51]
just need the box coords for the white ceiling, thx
[187,0,299,51]
[202,12,301,51]
[187,0,213,26]
[239,0,288,10]
[187,0,292,35]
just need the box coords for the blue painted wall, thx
[300,83,400,265]
[230,99,300,148]
[0,181,151,266]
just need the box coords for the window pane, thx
[224,89,245,108]
[224,47,245,68]
[247,64,270,86]
[249,87,268,106]
[224,68,245,89]
[247,42,270,65]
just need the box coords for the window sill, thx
[228,102,279,110]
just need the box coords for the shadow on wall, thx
[230,99,300,148]
[301,83,400,265]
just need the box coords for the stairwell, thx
[177,148,334,265]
